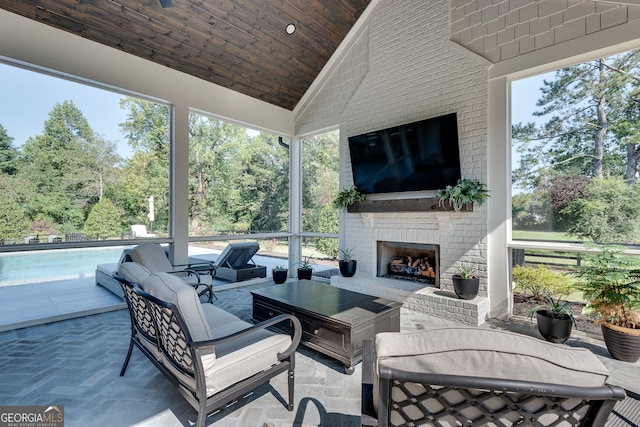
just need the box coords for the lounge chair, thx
[361,327,626,427]
[128,243,216,303]
[130,224,156,238]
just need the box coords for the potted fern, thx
[437,178,489,212]
[333,186,367,210]
[575,245,640,362]
[338,248,357,277]
[452,262,479,300]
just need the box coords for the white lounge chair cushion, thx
[118,262,152,285]
[130,243,174,272]
[130,243,212,286]
[374,327,611,412]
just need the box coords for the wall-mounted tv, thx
[348,113,461,194]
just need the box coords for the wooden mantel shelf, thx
[346,198,472,213]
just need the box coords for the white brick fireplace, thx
[331,209,489,326]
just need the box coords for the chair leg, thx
[287,366,295,411]
[120,339,134,376]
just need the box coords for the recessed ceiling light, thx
[285,23,296,35]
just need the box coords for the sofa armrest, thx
[191,313,302,361]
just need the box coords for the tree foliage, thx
[512,50,640,242]
[562,178,640,243]
[84,198,122,240]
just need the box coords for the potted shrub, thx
[338,248,357,277]
[437,178,490,212]
[272,265,288,284]
[528,291,577,343]
[333,186,367,210]
[575,245,640,362]
[296,255,314,280]
[452,262,479,300]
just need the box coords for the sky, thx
[0,62,131,157]
[0,60,553,164]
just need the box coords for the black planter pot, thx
[272,269,288,284]
[601,323,640,363]
[339,260,357,277]
[452,275,479,300]
[297,268,312,280]
[535,311,573,343]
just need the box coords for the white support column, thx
[289,136,302,272]
[171,104,190,265]
[487,76,512,320]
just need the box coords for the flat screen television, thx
[348,113,461,194]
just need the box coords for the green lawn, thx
[512,230,583,242]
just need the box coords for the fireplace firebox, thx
[377,241,440,287]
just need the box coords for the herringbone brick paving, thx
[0,281,638,426]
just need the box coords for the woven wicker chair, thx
[361,328,626,427]
[114,267,302,427]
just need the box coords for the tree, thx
[188,115,246,234]
[221,132,289,232]
[0,124,18,175]
[117,98,170,231]
[84,198,122,240]
[17,101,97,230]
[513,51,640,190]
[302,131,339,258]
[562,178,640,243]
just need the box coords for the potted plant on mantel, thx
[338,248,357,278]
[296,255,315,280]
[272,265,288,284]
[575,244,640,362]
[333,185,367,211]
[452,262,479,300]
[528,291,577,344]
[437,178,490,212]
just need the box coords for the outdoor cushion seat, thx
[361,327,627,427]
[114,269,301,427]
[128,242,216,303]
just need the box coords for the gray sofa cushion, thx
[374,327,611,411]
[142,272,213,342]
[118,262,152,285]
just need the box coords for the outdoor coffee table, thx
[251,280,401,374]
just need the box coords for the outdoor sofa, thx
[361,328,626,427]
[114,262,302,427]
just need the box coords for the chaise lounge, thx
[115,262,302,427]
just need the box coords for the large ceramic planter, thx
[272,269,288,284]
[601,323,640,363]
[339,260,357,277]
[535,311,573,343]
[452,275,479,300]
[297,268,312,280]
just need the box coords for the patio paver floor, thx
[0,281,638,426]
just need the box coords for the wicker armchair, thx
[361,328,626,427]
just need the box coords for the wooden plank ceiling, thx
[0,0,372,110]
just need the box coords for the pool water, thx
[0,246,130,286]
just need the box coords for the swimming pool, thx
[0,246,130,287]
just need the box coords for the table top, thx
[251,280,402,325]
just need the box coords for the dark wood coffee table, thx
[251,280,401,374]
